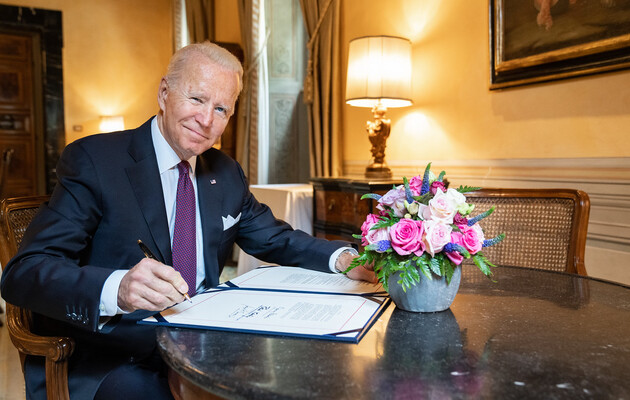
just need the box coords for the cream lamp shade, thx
[345,36,412,108]
[99,115,125,133]
[345,36,413,179]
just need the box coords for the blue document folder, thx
[139,266,390,343]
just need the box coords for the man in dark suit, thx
[1,42,374,399]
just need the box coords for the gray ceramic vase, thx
[387,267,462,312]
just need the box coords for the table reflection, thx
[369,308,485,399]
[460,265,590,308]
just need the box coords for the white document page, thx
[144,288,386,340]
[220,266,385,295]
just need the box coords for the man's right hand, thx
[117,258,189,312]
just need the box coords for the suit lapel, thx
[125,120,172,265]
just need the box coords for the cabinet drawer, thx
[314,189,353,225]
[311,177,401,243]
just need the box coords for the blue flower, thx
[483,233,505,248]
[420,162,432,195]
[366,240,391,253]
[468,206,495,226]
[444,243,470,258]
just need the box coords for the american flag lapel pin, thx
[210,179,217,184]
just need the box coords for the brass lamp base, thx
[365,102,392,180]
[365,163,392,179]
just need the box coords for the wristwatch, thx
[335,247,359,273]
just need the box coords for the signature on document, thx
[229,304,284,321]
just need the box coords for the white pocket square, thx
[222,213,241,230]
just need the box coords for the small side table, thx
[236,184,314,275]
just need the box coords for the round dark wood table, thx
[158,266,630,399]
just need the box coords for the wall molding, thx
[344,157,630,283]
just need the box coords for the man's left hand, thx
[336,250,378,283]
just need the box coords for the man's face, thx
[157,55,239,160]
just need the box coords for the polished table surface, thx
[157,266,630,399]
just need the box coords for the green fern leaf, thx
[429,256,441,276]
[444,259,455,284]
[419,262,432,280]
[457,185,482,194]
[473,253,494,276]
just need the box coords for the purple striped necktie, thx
[172,160,197,296]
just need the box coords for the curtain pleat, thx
[236,0,261,184]
[299,0,342,178]
[185,0,215,42]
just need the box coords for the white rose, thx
[445,188,467,208]
[424,188,456,223]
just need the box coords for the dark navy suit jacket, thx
[0,118,347,399]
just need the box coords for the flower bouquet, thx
[346,163,504,309]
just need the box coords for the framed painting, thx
[490,0,630,89]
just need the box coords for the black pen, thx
[137,239,193,303]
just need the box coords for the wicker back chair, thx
[464,188,590,275]
[0,195,74,400]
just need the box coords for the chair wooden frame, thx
[465,188,590,276]
[0,148,15,325]
[0,195,74,400]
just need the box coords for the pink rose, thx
[453,212,467,226]
[423,220,452,256]
[430,181,446,195]
[377,186,407,217]
[367,231,389,248]
[446,232,465,265]
[408,176,423,196]
[361,214,380,234]
[460,224,485,254]
[360,214,381,246]
[390,218,425,256]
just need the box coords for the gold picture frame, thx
[490,0,630,89]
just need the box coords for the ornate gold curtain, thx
[299,0,342,177]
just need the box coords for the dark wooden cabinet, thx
[310,177,402,244]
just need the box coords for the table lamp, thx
[345,36,412,179]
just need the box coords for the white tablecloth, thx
[236,184,313,275]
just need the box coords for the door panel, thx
[0,32,40,198]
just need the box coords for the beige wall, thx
[5,0,626,162]
[4,0,173,144]
[341,0,630,168]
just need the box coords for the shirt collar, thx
[151,117,197,174]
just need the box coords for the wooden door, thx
[0,32,43,198]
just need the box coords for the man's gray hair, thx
[166,41,243,94]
